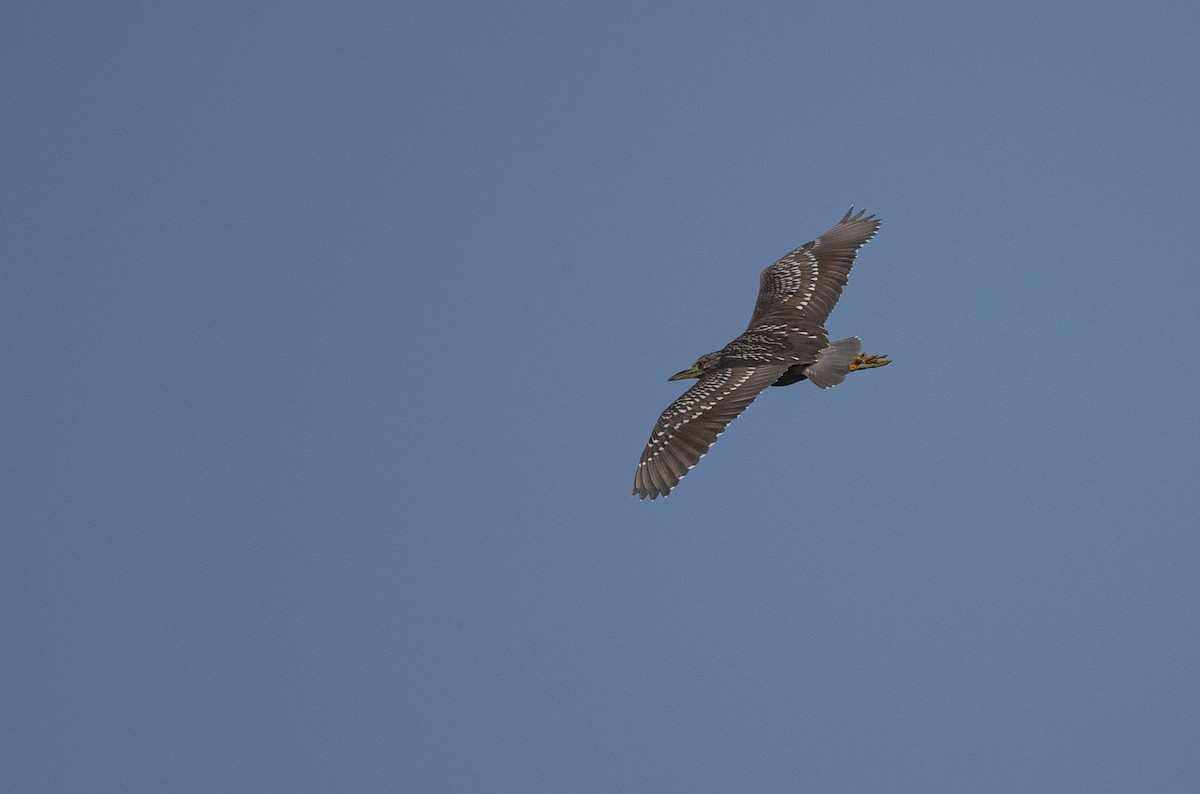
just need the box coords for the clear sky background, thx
[4,2,1199,791]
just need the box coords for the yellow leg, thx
[849,353,891,371]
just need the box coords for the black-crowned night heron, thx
[632,208,890,500]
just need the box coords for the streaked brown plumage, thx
[632,208,890,500]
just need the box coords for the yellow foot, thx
[849,353,891,371]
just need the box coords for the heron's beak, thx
[668,365,703,381]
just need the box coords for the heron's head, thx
[669,351,722,381]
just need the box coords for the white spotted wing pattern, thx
[633,365,790,500]
[747,207,880,330]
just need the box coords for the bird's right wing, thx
[633,365,788,500]
[747,208,881,329]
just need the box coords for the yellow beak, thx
[668,366,703,381]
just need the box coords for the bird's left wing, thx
[633,364,789,500]
[747,208,881,329]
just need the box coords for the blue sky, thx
[4,2,1199,791]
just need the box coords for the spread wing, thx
[632,365,789,500]
[747,207,881,329]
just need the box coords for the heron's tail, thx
[807,337,862,388]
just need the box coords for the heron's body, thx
[632,208,890,500]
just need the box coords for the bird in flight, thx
[632,208,890,500]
